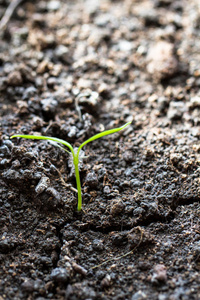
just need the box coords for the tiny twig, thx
[0,0,24,33]
[75,96,82,121]
[91,227,144,270]
[55,167,78,193]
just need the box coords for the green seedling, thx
[11,122,131,211]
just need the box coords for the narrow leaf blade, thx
[78,122,131,153]
[11,134,74,154]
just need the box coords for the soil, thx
[1,0,200,299]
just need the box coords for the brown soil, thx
[1,0,200,299]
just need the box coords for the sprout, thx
[11,122,131,211]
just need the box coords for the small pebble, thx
[131,290,147,300]
[7,71,22,86]
[35,176,50,194]
[47,0,61,11]
[92,239,104,251]
[151,264,167,284]
[147,41,178,81]
[110,200,125,216]
[85,171,98,188]
[51,267,70,283]
[101,274,112,288]
[21,280,35,293]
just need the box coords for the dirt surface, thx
[1,0,200,299]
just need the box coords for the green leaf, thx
[77,121,131,155]
[10,134,74,154]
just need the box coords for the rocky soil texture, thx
[0,0,200,299]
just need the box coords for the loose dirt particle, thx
[146,41,178,81]
[7,71,22,86]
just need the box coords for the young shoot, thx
[11,122,131,211]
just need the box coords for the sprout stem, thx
[74,156,82,211]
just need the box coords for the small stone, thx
[167,101,185,120]
[55,45,71,63]
[144,148,155,159]
[189,96,200,109]
[0,77,7,91]
[35,176,50,194]
[140,8,159,26]
[157,96,169,112]
[7,71,22,86]
[55,45,68,56]
[76,89,99,107]
[133,207,145,217]
[28,29,55,50]
[2,169,20,182]
[51,267,70,283]
[0,159,9,167]
[47,77,57,87]
[131,290,147,300]
[92,239,104,251]
[88,28,110,46]
[98,82,109,95]
[47,0,61,11]
[84,0,100,15]
[95,14,111,27]
[0,145,11,157]
[11,159,21,168]
[85,171,98,188]
[116,40,133,52]
[39,256,52,267]
[37,60,50,74]
[3,140,13,150]
[151,264,167,284]
[22,86,37,100]
[21,279,44,293]
[32,116,44,129]
[21,280,35,292]
[123,150,134,162]
[130,179,143,188]
[101,274,112,288]
[19,63,35,82]
[41,98,58,113]
[33,279,44,292]
[103,185,111,194]
[146,41,178,81]
[77,78,91,89]
[68,126,77,138]
[17,100,29,115]
[0,239,13,253]
[124,168,133,177]
[110,200,125,216]
[170,153,182,165]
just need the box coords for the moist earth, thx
[0,0,200,299]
